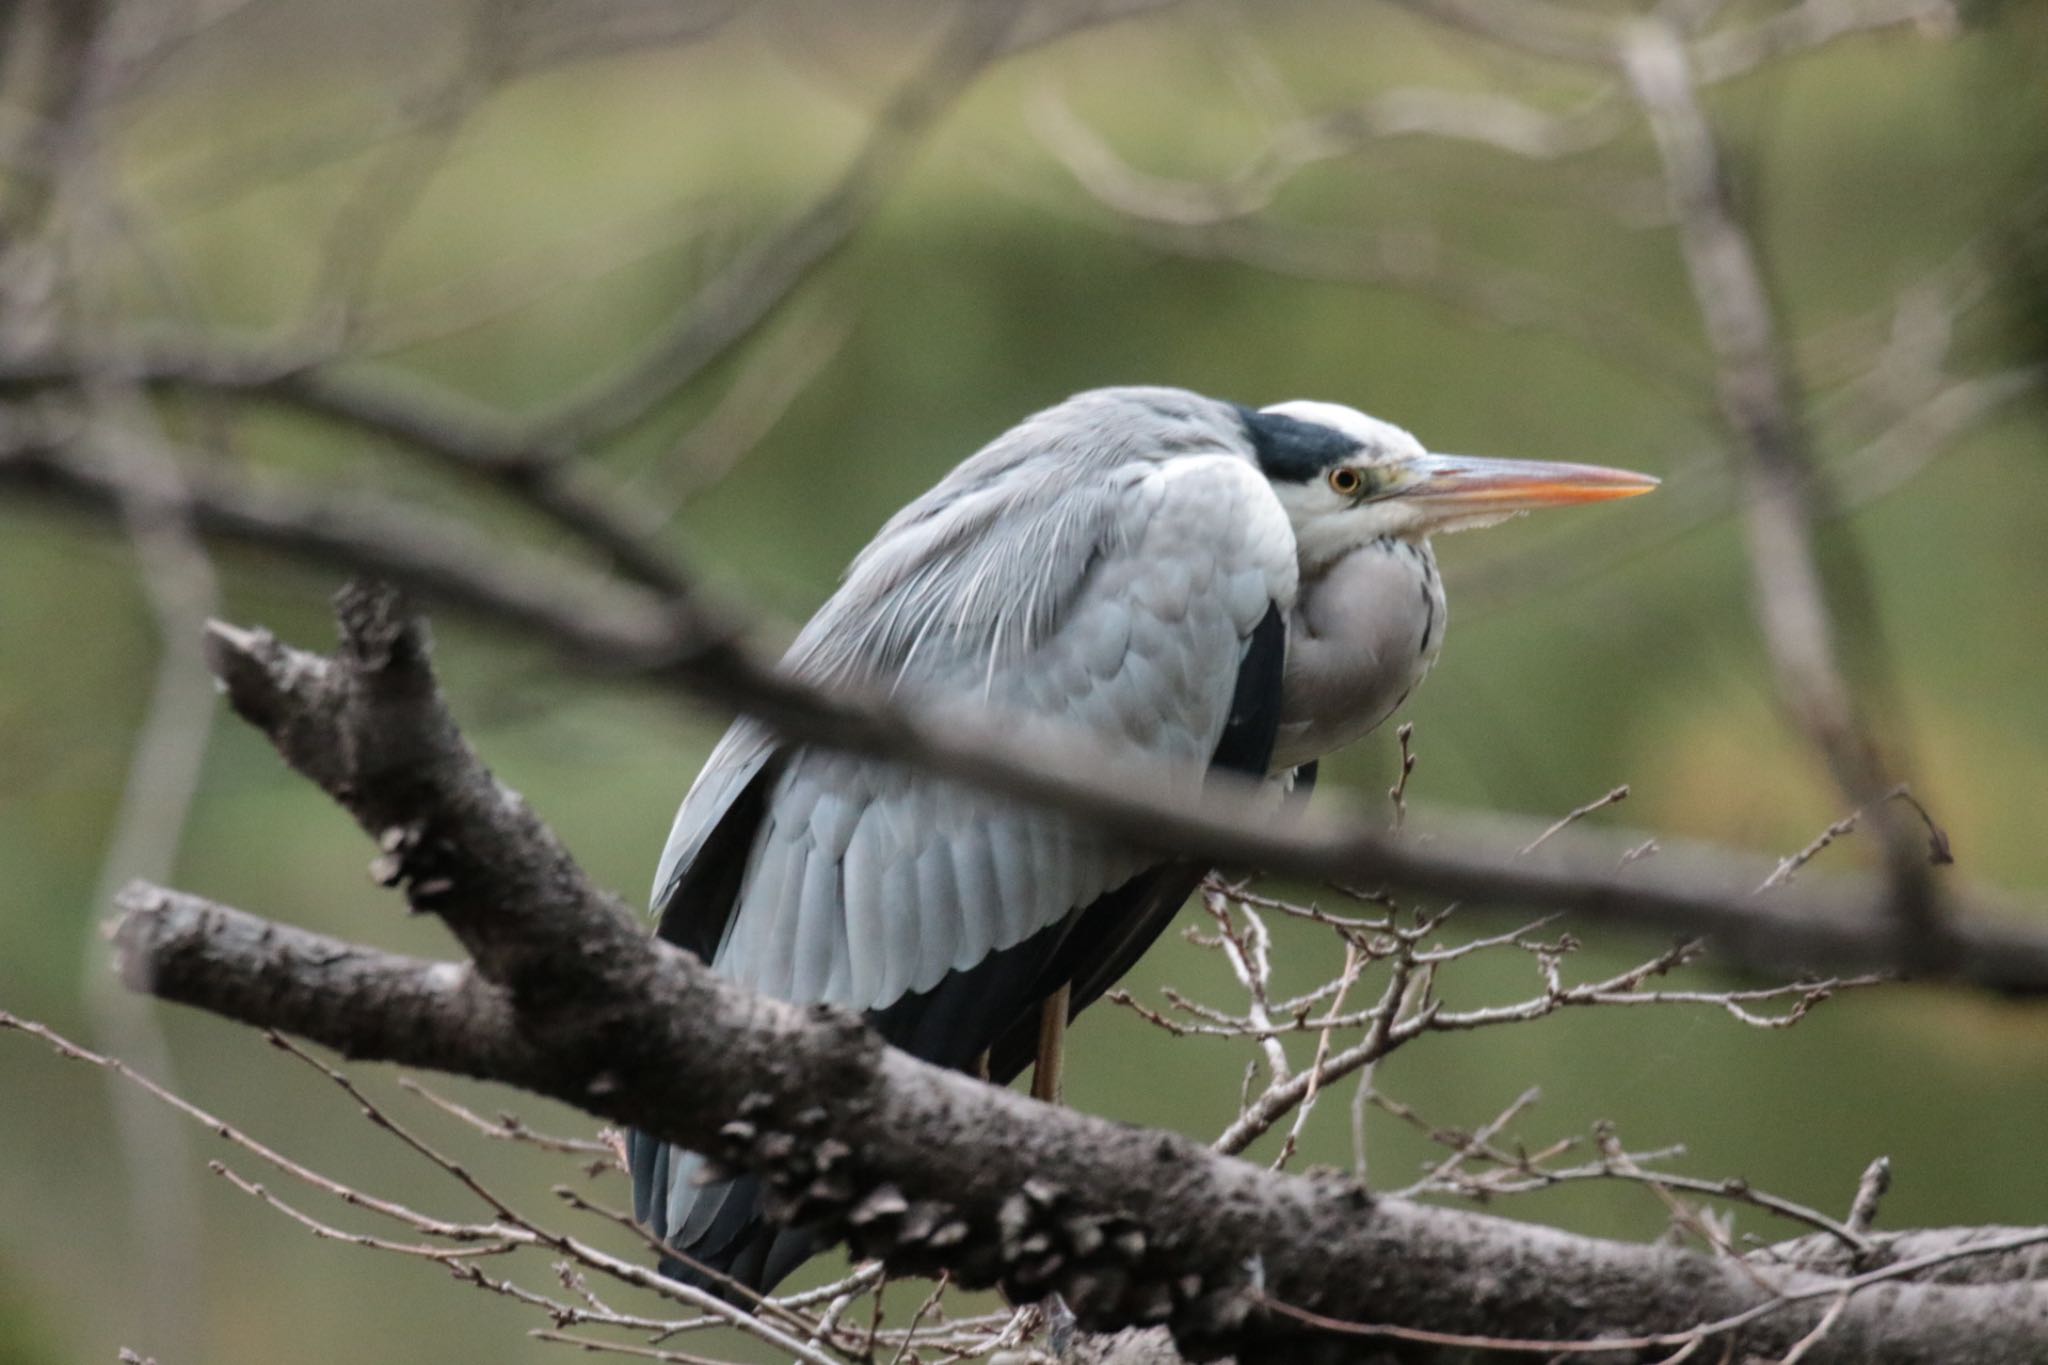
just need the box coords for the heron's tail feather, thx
[628,1130,821,1302]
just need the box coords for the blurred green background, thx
[4,1,2047,1361]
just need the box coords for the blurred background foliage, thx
[3,1,2047,1361]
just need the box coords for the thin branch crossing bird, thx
[629,387,1656,1294]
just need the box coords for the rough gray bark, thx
[105,585,2048,1364]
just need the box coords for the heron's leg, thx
[973,1049,991,1082]
[1030,983,1071,1104]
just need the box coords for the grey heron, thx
[629,387,1655,1295]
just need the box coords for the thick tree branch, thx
[113,888,522,1066]
[110,889,2048,1365]
[96,587,2048,1362]
[194,585,646,993]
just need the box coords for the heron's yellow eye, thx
[1327,466,1367,498]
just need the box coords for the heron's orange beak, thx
[1400,454,1661,512]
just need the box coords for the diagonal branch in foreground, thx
[104,587,2048,1363]
[11,426,2047,992]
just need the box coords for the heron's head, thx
[1242,400,1658,571]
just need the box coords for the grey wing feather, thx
[666,453,1293,1013]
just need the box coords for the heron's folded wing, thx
[678,452,1297,1017]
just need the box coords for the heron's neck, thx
[1272,537,1445,770]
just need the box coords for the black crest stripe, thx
[1235,405,1362,482]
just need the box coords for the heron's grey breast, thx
[1273,537,1444,770]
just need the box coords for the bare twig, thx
[0,1008,854,1364]
[1389,722,1416,834]
[397,1077,620,1162]
[1760,814,1863,893]
[207,1160,518,1263]
[0,1010,509,1243]
[1761,787,1955,893]
[1846,1157,1892,1236]
[1520,784,1629,855]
